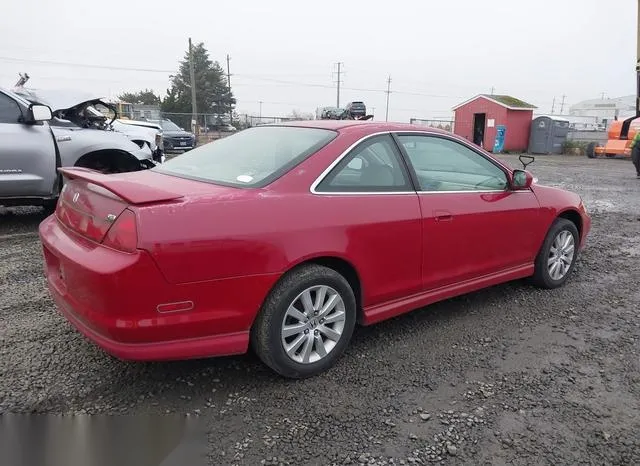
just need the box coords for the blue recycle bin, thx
[493,125,506,153]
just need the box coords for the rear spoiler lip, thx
[58,167,184,205]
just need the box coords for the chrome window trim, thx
[309,130,522,196]
[309,131,413,195]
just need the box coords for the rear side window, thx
[315,134,412,192]
[0,93,22,124]
[154,126,337,188]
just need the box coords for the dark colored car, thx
[152,119,196,153]
[345,101,366,118]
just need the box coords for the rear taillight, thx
[102,209,138,253]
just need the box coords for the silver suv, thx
[0,87,154,212]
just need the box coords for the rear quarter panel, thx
[136,190,423,308]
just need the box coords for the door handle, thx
[434,210,453,222]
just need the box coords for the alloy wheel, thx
[280,285,346,364]
[547,230,575,280]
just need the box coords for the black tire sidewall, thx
[535,219,580,288]
[255,266,357,378]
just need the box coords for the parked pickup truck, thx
[0,87,155,212]
[13,87,165,163]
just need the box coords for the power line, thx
[233,75,461,99]
[0,56,175,73]
[0,55,466,100]
[1,55,567,113]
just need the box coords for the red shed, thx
[452,94,536,152]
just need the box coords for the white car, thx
[111,119,164,162]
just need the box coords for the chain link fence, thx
[157,112,302,144]
[409,118,454,132]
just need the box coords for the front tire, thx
[531,218,580,289]
[251,264,357,379]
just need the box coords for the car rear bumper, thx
[38,215,280,361]
[50,293,249,361]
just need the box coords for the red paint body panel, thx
[363,264,534,325]
[418,191,542,289]
[453,96,533,152]
[38,121,591,362]
[530,184,591,250]
[39,216,279,359]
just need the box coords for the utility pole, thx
[226,54,232,124]
[259,100,263,119]
[385,75,392,122]
[334,62,343,108]
[490,86,495,95]
[560,95,566,114]
[188,37,198,135]
[551,97,556,114]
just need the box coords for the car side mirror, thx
[511,169,533,190]
[28,104,53,122]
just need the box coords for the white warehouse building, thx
[569,95,636,125]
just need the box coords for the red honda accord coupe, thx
[39,121,591,378]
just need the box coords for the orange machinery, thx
[590,118,640,158]
[589,1,640,159]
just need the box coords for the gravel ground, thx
[1,154,639,465]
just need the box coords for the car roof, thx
[269,119,451,135]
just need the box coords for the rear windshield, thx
[153,126,337,188]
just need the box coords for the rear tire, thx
[531,218,580,289]
[586,142,597,159]
[251,264,356,379]
[42,199,57,215]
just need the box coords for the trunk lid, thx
[56,167,184,243]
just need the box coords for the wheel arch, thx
[254,254,365,327]
[556,208,583,240]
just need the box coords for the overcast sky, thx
[0,0,635,121]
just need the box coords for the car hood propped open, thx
[13,87,107,112]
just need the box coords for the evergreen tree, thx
[161,42,235,122]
